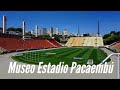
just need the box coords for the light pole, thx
[117,54,120,79]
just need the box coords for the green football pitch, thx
[12,47,110,66]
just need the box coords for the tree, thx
[115,31,120,35]
[7,27,16,31]
[7,27,22,32]
[0,27,3,30]
[110,31,116,35]
[40,35,50,39]
[103,34,111,39]
[53,34,60,42]
[103,31,120,45]
[16,28,22,32]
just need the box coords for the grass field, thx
[0,50,3,54]
[12,47,111,66]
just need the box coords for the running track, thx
[0,48,119,79]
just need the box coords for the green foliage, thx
[0,27,3,30]
[7,27,22,32]
[16,28,22,32]
[103,34,111,39]
[53,34,61,42]
[41,35,50,39]
[12,47,110,66]
[0,50,3,54]
[103,31,120,45]
[110,31,116,35]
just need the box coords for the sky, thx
[0,11,120,36]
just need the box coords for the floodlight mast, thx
[3,15,7,34]
[78,25,80,37]
[22,21,25,40]
[98,21,100,36]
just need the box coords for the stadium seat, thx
[110,42,120,52]
[0,38,55,52]
[66,37,104,47]
[48,39,62,47]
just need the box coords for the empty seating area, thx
[71,37,84,46]
[23,40,42,49]
[65,37,104,47]
[0,38,26,51]
[112,43,120,52]
[77,37,84,46]
[109,40,120,47]
[97,37,104,46]
[83,37,97,46]
[72,37,79,46]
[109,41,120,52]
[39,39,55,48]
[83,37,92,46]
[65,37,75,47]
[0,37,60,52]
[0,46,6,52]
[48,39,62,47]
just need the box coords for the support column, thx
[3,16,7,34]
[35,25,38,37]
[22,21,25,39]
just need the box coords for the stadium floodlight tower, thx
[77,25,80,37]
[35,25,38,37]
[3,15,7,34]
[22,21,26,40]
[97,21,100,37]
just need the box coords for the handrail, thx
[99,53,120,79]
[99,53,120,65]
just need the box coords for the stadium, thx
[0,14,120,79]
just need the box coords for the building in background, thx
[63,29,67,36]
[31,30,34,35]
[49,27,54,37]
[55,27,59,35]
[40,27,47,35]
[35,25,38,37]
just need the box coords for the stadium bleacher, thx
[39,39,55,48]
[0,38,25,51]
[65,37,75,47]
[71,37,84,46]
[109,41,120,52]
[0,37,59,52]
[97,37,104,46]
[48,39,62,47]
[65,37,104,47]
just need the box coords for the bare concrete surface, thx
[0,48,119,79]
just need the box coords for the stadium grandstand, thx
[0,37,62,53]
[65,36,104,47]
[48,39,62,47]
[109,41,120,52]
[0,16,104,54]
[65,22,104,47]
[0,15,120,79]
[0,16,62,54]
